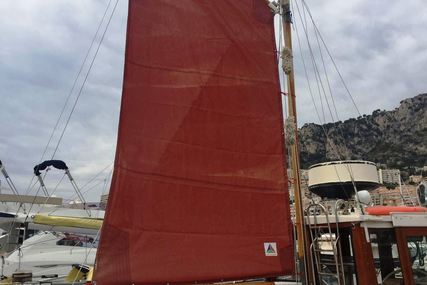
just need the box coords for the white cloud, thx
[0,0,127,201]
[294,0,427,125]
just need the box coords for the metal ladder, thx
[306,201,346,285]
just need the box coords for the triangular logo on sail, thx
[264,242,278,256]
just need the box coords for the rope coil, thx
[285,116,297,146]
[281,47,293,75]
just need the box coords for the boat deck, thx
[305,212,427,228]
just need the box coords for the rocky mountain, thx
[299,94,427,170]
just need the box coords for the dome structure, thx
[308,160,380,199]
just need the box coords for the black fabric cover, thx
[34,160,68,176]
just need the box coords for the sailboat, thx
[3,0,427,284]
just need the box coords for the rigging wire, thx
[290,4,321,127]
[300,0,387,155]
[300,0,362,117]
[293,1,334,137]
[13,235,64,251]
[50,0,120,160]
[292,1,352,200]
[27,0,120,225]
[26,0,119,200]
[28,0,118,206]
[298,1,391,196]
[36,173,67,214]
[67,163,112,201]
[292,1,346,158]
[294,0,357,162]
[71,228,101,285]
[101,166,114,196]
[298,0,351,161]
[292,0,345,160]
[24,0,114,197]
[80,179,106,197]
[301,4,326,123]
[79,163,113,191]
[313,23,341,123]
[296,0,369,161]
[296,0,335,125]
[7,0,119,249]
[292,0,364,210]
[65,179,105,204]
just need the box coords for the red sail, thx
[95,0,293,284]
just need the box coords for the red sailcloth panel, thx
[95,0,293,284]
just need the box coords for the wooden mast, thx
[280,0,309,282]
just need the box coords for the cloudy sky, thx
[0,0,426,201]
